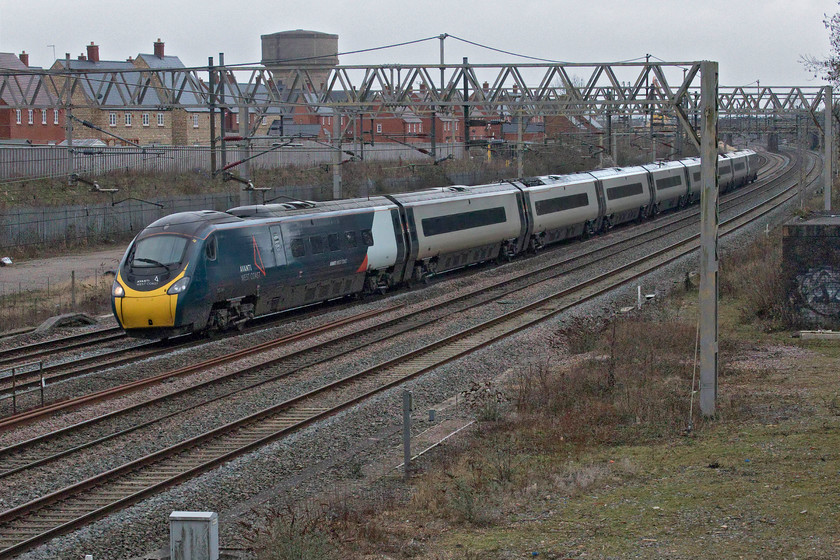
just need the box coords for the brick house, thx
[50,41,220,146]
[0,52,65,144]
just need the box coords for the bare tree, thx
[801,4,840,86]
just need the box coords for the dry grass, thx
[0,275,111,332]
[719,232,795,330]
[249,226,840,558]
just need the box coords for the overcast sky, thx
[0,0,836,87]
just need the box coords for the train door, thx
[269,225,286,268]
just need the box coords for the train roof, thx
[517,173,596,188]
[387,182,519,204]
[642,160,686,172]
[587,166,648,179]
[226,195,396,219]
[142,210,243,238]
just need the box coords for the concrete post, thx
[403,390,412,479]
[219,53,227,170]
[208,57,216,175]
[238,103,253,207]
[332,110,342,199]
[699,61,719,417]
[826,86,833,212]
[517,111,524,177]
[65,53,73,183]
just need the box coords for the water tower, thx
[261,30,338,89]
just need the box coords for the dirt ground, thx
[0,248,125,292]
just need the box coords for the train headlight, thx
[167,276,191,295]
[112,280,125,298]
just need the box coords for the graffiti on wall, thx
[794,266,840,319]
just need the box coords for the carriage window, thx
[605,182,644,201]
[655,176,683,191]
[361,229,374,246]
[310,236,326,254]
[290,238,305,258]
[205,237,217,261]
[421,207,506,236]
[345,231,358,248]
[327,233,340,251]
[535,193,589,216]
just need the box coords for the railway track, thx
[0,151,796,477]
[0,152,788,415]
[0,150,816,557]
[0,151,783,412]
[0,151,792,433]
[0,327,126,369]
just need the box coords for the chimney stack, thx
[78,53,87,61]
[19,51,29,67]
[87,42,100,63]
[154,38,165,59]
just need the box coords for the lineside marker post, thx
[403,390,412,479]
[699,61,719,417]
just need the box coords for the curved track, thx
[0,150,817,558]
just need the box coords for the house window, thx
[27,110,33,124]
[41,110,47,125]
[235,114,239,125]
[53,109,59,125]
[157,113,164,127]
[260,116,267,126]
[193,114,199,128]
[455,122,458,131]
[419,123,422,133]
[15,109,21,124]
[142,113,150,127]
[376,123,382,134]
[124,112,132,127]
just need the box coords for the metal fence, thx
[0,186,327,250]
[0,142,463,181]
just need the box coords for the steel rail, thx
[0,151,816,559]
[0,306,394,430]
[0,152,792,479]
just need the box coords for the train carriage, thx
[725,150,755,187]
[588,166,654,228]
[387,184,526,282]
[642,161,691,212]
[515,173,602,248]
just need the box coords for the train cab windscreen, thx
[123,235,189,288]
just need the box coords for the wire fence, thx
[0,142,463,181]
[0,267,113,333]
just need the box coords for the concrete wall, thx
[783,216,840,328]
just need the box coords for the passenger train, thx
[111,150,760,338]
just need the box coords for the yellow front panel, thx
[114,269,185,329]
[119,294,177,328]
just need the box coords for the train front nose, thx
[112,272,182,329]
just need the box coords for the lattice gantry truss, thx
[0,60,834,147]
